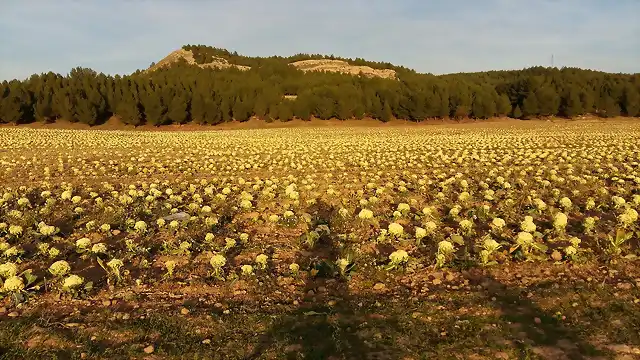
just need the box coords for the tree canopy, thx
[1,45,638,125]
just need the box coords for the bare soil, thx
[2,261,639,359]
[0,115,626,132]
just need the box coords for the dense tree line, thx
[1,45,639,125]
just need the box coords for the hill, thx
[149,47,397,79]
[0,44,638,126]
[147,48,251,73]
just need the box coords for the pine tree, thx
[87,87,106,122]
[167,94,189,124]
[115,94,141,125]
[278,102,293,121]
[336,92,357,120]
[314,91,335,120]
[512,105,523,119]
[559,88,583,118]
[105,78,118,114]
[600,95,621,118]
[580,91,595,114]
[74,91,98,125]
[267,103,279,121]
[521,94,539,118]
[232,96,251,122]
[622,85,640,117]
[190,93,206,124]
[536,87,560,116]
[369,96,384,120]
[74,96,98,125]
[472,92,496,119]
[496,94,512,117]
[8,86,33,123]
[448,85,472,119]
[410,93,428,121]
[142,91,167,126]
[210,99,223,125]
[220,97,232,122]
[424,91,440,119]
[436,88,449,119]
[293,95,312,121]
[34,92,54,122]
[381,101,393,122]
[0,95,23,123]
[253,96,268,119]
[52,91,74,121]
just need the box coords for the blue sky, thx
[1,0,639,80]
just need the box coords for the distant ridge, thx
[148,46,398,79]
[147,48,251,73]
[0,44,638,126]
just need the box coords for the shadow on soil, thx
[246,200,377,359]
[245,201,611,360]
[0,203,622,359]
[464,271,607,360]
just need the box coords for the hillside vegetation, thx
[149,47,397,79]
[147,48,251,73]
[0,44,639,126]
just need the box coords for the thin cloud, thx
[0,0,638,80]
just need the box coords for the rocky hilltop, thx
[148,47,397,79]
[290,59,396,79]
[147,49,251,72]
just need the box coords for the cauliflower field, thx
[1,122,640,359]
